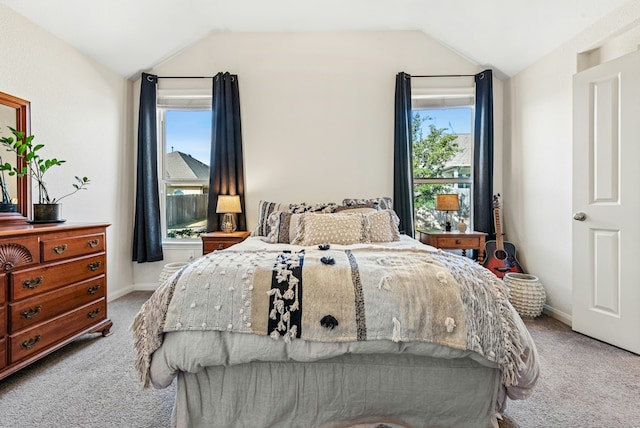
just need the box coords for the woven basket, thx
[159,262,189,285]
[504,273,546,318]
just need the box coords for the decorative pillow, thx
[266,212,302,244]
[292,213,370,245]
[333,202,377,214]
[342,197,393,210]
[303,202,339,213]
[253,201,338,236]
[366,210,401,242]
[254,201,294,237]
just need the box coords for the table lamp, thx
[216,195,242,233]
[435,193,460,232]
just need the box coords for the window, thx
[157,91,212,240]
[411,81,474,232]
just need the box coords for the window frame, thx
[157,89,212,242]
[411,80,476,232]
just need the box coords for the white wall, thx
[132,31,504,288]
[504,1,640,322]
[0,5,134,300]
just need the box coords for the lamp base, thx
[445,221,452,232]
[220,213,237,233]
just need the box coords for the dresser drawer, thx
[0,236,39,271]
[41,232,106,262]
[0,305,5,338]
[9,275,106,332]
[436,236,482,249]
[9,298,106,364]
[10,253,106,301]
[0,337,5,370]
[204,240,236,253]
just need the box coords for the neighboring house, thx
[442,134,471,181]
[164,151,210,232]
[165,150,210,194]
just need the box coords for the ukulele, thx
[483,194,523,278]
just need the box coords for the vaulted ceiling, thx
[0,0,632,79]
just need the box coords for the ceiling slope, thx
[0,0,632,78]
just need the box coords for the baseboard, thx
[108,285,134,302]
[542,305,571,326]
[108,283,158,302]
[133,282,160,291]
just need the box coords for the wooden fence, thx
[166,194,208,228]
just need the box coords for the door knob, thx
[573,212,587,221]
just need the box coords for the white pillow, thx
[292,213,370,245]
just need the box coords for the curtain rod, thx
[411,74,476,78]
[156,76,214,79]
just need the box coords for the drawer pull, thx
[87,239,100,248]
[23,276,43,289]
[21,305,42,319]
[218,244,224,250]
[455,240,462,244]
[52,244,68,254]
[87,285,101,295]
[21,335,41,350]
[87,261,102,271]
[87,308,101,318]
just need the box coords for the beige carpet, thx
[0,291,638,427]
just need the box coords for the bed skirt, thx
[171,353,501,428]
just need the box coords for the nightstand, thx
[419,230,487,263]
[201,231,251,255]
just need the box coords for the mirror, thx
[0,91,30,223]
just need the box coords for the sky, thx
[416,108,472,135]
[165,107,472,166]
[165,110,211,164]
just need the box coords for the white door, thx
[572,49,640,354]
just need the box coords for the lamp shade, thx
[216,195,242,213]
[435,194,460,211]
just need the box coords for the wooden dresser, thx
[0,223,112,380]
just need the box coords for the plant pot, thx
[32,203,62,222]
[0,203,17,213]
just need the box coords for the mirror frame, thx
[0,91,30,223]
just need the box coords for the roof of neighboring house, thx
[166,151,210,180]
[445,134,472,168]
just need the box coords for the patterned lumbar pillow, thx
[253,200,339,237]
[292,213,370,245]
[366,210,401,242]
[266,212,303,244]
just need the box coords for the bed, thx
[132,202,539,428]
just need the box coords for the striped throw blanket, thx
[132,243,525,388]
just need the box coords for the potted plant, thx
[0,155,17,212]
[0,126,90,222]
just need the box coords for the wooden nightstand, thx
[419,230,488,263]
[201,231,251,255]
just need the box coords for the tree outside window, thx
[412,109,472,231]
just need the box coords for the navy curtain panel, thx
[473,69,495,240]
[132,72,163,263]
[393,72,415,237]
[207,72,246,232]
